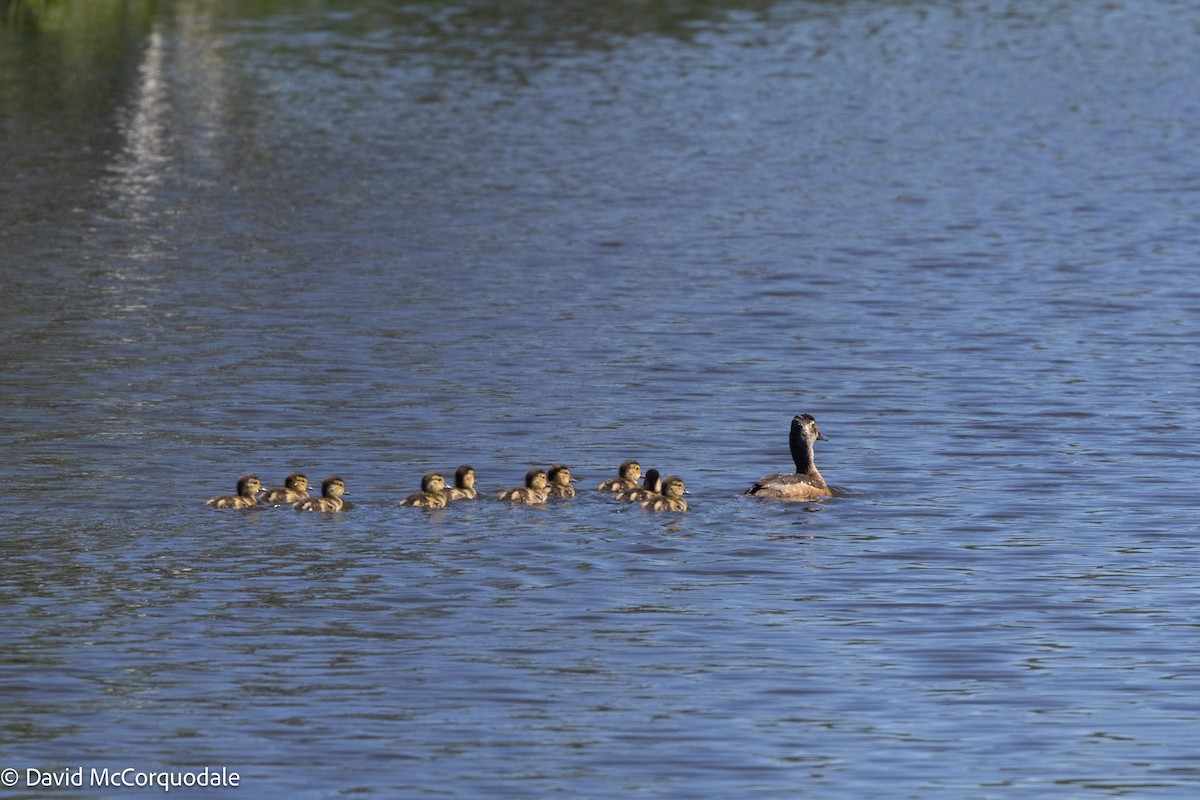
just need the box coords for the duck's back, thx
[746,472,831,500]
[294,496,344,512]
[260,487,306,504]
[498,487,548,504]
[206,495,256,509]
[641,495,687,512]
[597,477,637,493]
[400,492,447,509]
[613,485,654,502]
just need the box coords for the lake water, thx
[4,0,1200,796]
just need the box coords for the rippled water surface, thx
[4,0,1200,796]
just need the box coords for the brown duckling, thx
[546,464,577,498]
[597,460,641,493]
[293,476,348,513]
[641,475,688,512]
[259,472,309,505]
[613,468,661,502]
[745,414,832,501]
[441,465,478,501]
[399,472,449,509]
[498,468,550,505]
[206,474,262,509]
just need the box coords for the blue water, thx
[3,0,1200,796]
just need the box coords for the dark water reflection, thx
[4,0,1200,796]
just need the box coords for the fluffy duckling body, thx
[441,465,478,501]
[400,472,449,509]
[259,472,309,505]
[498,469,550,505]
[641,475,688,512]
[546,464,577,498]
[206,474,262,509]
[613,468,661,502]
[293,476,348,512]
[597,460,641,493]
[745,414,832,500]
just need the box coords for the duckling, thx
[441,465,478,501]
[613,468,661,502]
[293,476,348,512]
[258,472,309,505]
[597,460,641,493]
[641,475,688,512]
[399,472,449,509]
[546,464,577,498]
[206,474,262,509]
[498,468,550,504]
[745,413,832,500]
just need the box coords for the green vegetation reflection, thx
[2,0,158,31]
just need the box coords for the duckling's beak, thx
[817,432,828,441]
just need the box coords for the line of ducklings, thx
[206,413,830,514]
[205,461,689,513]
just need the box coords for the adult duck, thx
[745,414,832,500]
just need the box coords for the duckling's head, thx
[454,465,475,489]
[422,472,447,493]
[237,474,262,496]
[284,472,309,492]
[525,469,549,490]
[321,476,347,498]
[547,464,574,486]
[791,413,827,444]
[618,460,642,482]
[642,468,662,492]
[661,476,687,499]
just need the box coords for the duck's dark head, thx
[421,472,446,493]
[642,468,662,492]
[454,465,475,488]
[525,469,549,489]
[790,414,827,443]
[548,464,574,486]
[237,474,262,496]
